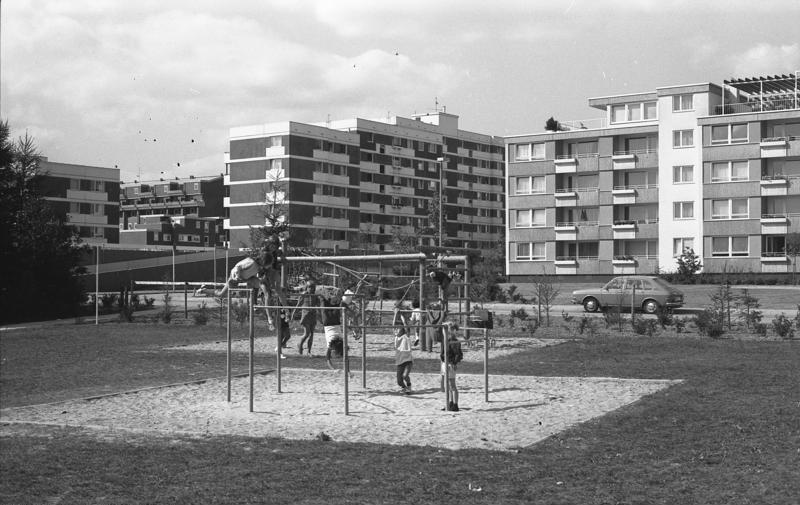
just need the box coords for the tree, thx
[470,246,505,305]
[676,247,702,283]
[786,232,800,286]
[0,121,88,323]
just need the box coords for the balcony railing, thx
[762,136,800,143]
[612,148,657,156]
[555,186,598,193]
[555,153,599,160]
[761,251,788,258]
[556,255,599,261]
[612,184,658,190]
[613,218,658,225]
[555,221,599,227]
[713,97,800,115]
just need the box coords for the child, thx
[428,269,452,312]
[274,308,291,359]
[409,299,423,348]
[292,279,317,356]
[440,323,463,411]
[425,301,444,353]
[393,302,413,394]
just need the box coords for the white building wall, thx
[657,91,707,272]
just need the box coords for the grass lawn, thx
[2,322,799,504]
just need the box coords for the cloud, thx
[730,43,800,77]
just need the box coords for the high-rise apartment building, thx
[39,159,120,244]
[505,72,799,281]
[225,112,505,253]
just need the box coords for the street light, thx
[436,157,445,248]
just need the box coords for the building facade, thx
[506,73,800,281]
[225,112,505,253]
[39,159,121,244]
[119,175,226,247]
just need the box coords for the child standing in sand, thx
[292,279,317,356]
[393,302,413,394]
[440,323,463,411]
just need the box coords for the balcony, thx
[554,156,577,173]
[713,97,800,116]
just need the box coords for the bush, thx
[693,309,724,339]
[673,317,686,334]
[119,304,135,323]
[160,292,173,324]
[100,293,118,310]
[603,308,624,329]
[753,322,768,337]
[143,296,155,309]
[631,317,657,336]
[578,315,598,337]
[772,314,795,340]
[192,302,209,325]
[655,306,673,329]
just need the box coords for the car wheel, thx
[583,297,599,313]
[642,299,659,314]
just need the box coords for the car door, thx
[624,278,646,309]
[599,277,626,307]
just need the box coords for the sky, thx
[2,0,799,184]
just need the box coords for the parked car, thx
[571,275,684,314]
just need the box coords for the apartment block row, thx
[506,73,799,281]
[224,112,505,252]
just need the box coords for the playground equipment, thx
[222,251,493,415]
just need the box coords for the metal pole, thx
[95,244,100,325]
[464,256,471,340]
[419,259,426,351]
[249,288,255,413]
[213,246,217,288]
[443,324,450,411]
[172,246,176,292]
[483,328,489,403]
[361,298,366,389]
[276,308,282,394]
[342,306,349,416]
[226,285,231,402]
[184,282,188,319]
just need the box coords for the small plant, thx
[735,288,762,330]
[631,317,657,337]
[160,292,173,324]
[129,293,140,309]
[772,314,795,340]
[655,306,673,329]
[578,315,598,337]
[100,293,118,310]
[673,317,686,334]
[192,302,209,325]
[230,299,250,328]
[675,248,702,284]
[143,296,155,309]
[709,284,735,330]
[603,308,623,329]
[693,309,724,339]
[525,318,539,337]
[119,304,135,323]
[509,308,529,325]
[753,322,768,337]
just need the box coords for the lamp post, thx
[436,157,445,248]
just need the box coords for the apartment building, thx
[225,112,505,253]
[506,72,800,281]
[119,175,226,248]
[39,159,120,244]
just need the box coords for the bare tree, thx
[532,273,560,327]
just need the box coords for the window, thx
[711,198,748,220]
[643,101,657,119]
[672,94,693,111]
[514,176,545,195]
[712,236,748,257]
[269,136,282,147]
[711,161,749,182]
[673,130,694,148]
[515,242,545,261]
[513,143,544,161]
[674,201,694,219]
[711,123,748,145]
[673,238,695,256]
[611,102,657,123]
[515,177,530,195]
[514,209,545,227]
[673,165,694,183]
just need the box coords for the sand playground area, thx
[1,334,681,452]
